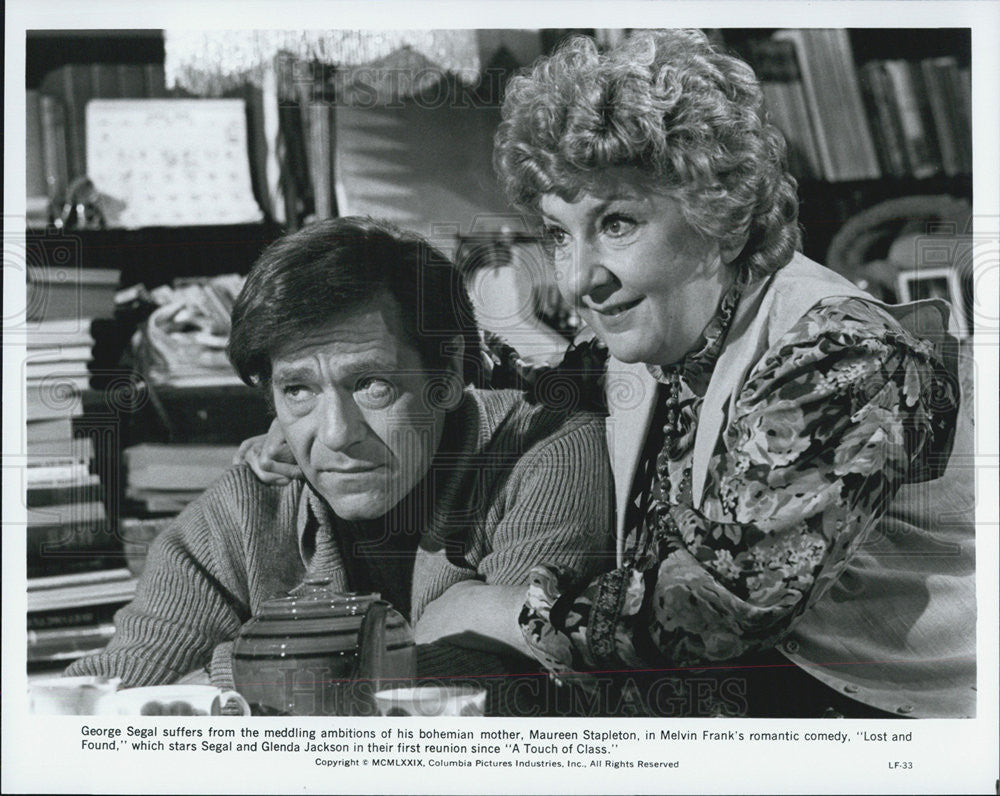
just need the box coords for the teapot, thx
[232,580,415,716]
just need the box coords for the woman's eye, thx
[603,214,636,237]
[355,377,397,409]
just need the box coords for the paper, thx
[86,99,263,228]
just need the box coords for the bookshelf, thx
[716,28,973,323]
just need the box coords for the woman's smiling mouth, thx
[591,297,644,318]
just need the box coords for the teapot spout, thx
[355,600,389,713]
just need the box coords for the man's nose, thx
[317,389,368,452]
[561,241,619,307]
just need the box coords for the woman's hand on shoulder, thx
[233,418,301,485]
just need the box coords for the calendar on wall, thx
[86,99,264,228]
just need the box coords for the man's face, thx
[270,301,448,521]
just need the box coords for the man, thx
[68,216,612,688]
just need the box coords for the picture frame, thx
[896,266,969,338]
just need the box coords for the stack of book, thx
[25,320,92,422]
[124,443,239,515]
[26,434,115,578]
[27,568,136,663]
[26,268,121,577]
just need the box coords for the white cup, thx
[29,676,122,715]
[374,686,486,717]
[96,685,250,716]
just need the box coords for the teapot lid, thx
[257,582,381,620]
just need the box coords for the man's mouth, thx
[318,464,384,474]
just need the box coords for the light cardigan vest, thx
[605,253,975,718]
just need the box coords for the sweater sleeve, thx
[477,413,614,586]
[65,476,252,688]
[519,298,959,676]
[411,412,614,621]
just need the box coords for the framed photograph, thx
[896,266,969,338]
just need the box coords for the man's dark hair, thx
[228,216,481,391]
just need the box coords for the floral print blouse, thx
[513,282,959,682]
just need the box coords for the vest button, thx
[896,704,914,714]
[844,684,859,694]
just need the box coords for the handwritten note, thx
[86,99,263,228]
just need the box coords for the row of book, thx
[859,57,972,179]
[746,31,971,182]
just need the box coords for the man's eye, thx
[281,385,314,403]
[603,214,636,237]
[355,377,397,409]
[544,226,569,247]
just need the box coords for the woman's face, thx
[540,168,734,367]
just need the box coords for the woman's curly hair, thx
[493,29,802,278]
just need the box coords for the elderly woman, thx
[492,29,972,718]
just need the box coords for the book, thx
[26,416,74,443]
[27,622,117,663]
[26,267,119,322]
[881,59,940,178]
[24,344,94,364]
[26,90,49,225]
[26,381,84,421]
[26,435,96,463]
[28,500,107,529]
[746,38,822,179]
[26,463,94,485]
[25,317,96,347]
[124,443,238,491]
[859,61,910,178]
[28,599,122,632]
[40,94,70,204]
[772,29,881,181]
[28,567,137,612]
[27,481,104,509]
[920,58,962,176]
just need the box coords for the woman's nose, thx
[560,242,619,306]
[317,390,367,452]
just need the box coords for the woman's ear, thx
[720,233,749,265]
[424,336,467,412]
[446,335,465,382]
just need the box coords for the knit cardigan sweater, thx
[67,389,612,688]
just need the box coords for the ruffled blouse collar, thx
[646,275,746,395]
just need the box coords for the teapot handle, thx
[356,600,389,712]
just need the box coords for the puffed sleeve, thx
[519,298,959,676]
